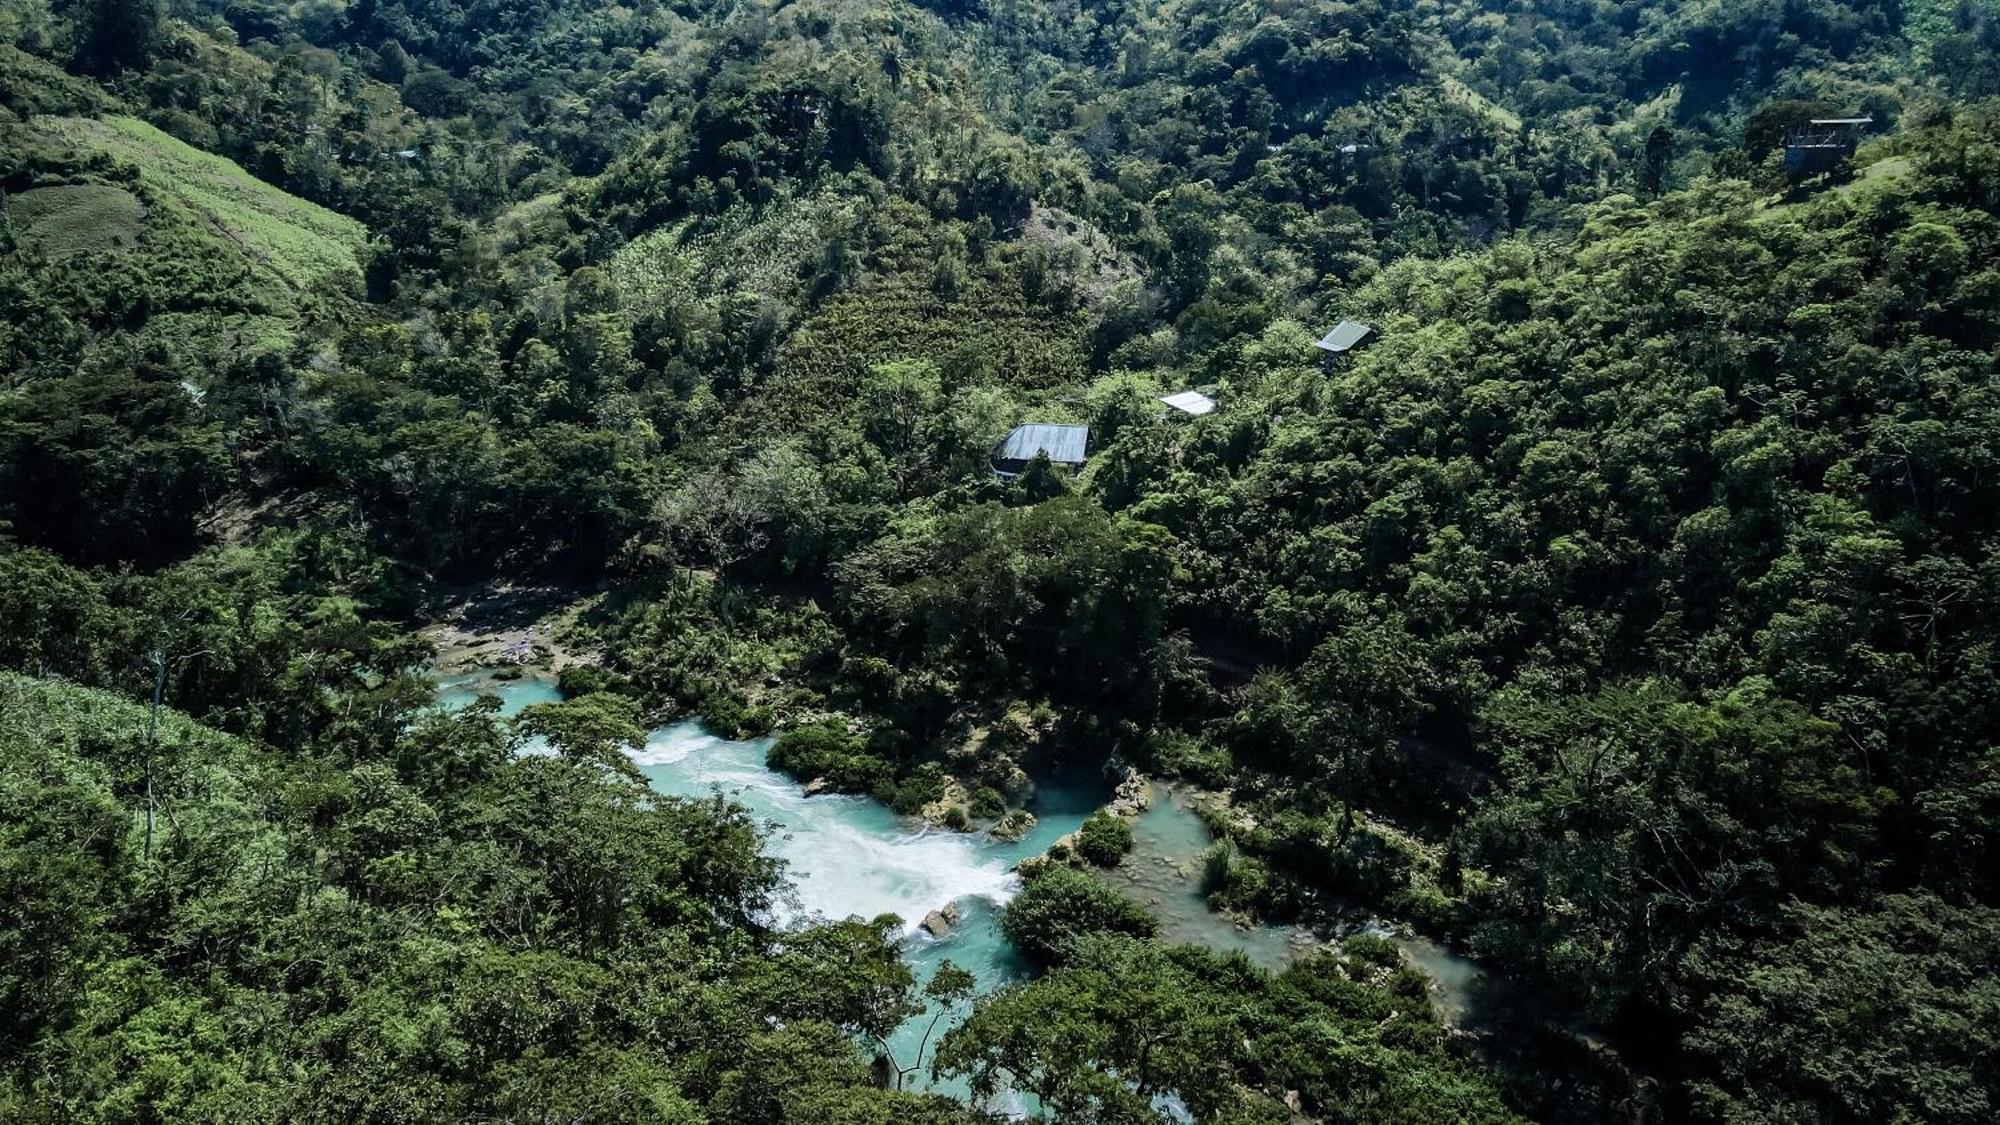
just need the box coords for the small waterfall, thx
[633,722,1025,936]
[437,674,1100,1108]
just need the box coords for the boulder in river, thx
[1106,769,1152,817]
[920,909,953,938]
[989,809,1037,841]
[803,777,831,796]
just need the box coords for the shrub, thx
[557,665,613,697]
[767,724,894,793]
[1147,731,1234,789]
[1204,837,1274,914]
[1074,810,1134,867]
[1001,865,1157,966]
[886,770,947,816]
[969,786,1007,820]
[696,692,753,736]
[1202,837,1239,893]
[1341,933,1405,971]
[991,809,1037,841]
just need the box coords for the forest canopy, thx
[4,0,2000,1120]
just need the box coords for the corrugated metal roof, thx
[1161,391,1216,416]
[1315,320,1374,353]
[995,424,1089,465]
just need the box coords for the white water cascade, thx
[632,722,1028,936]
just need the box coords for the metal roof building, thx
[992,424,1089,479]
[1785,117,1872,178]
[1161,390,1216,416]
[1315,320,1374,354]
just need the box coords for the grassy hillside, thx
[11,115,366,291]
[0,671,251,762]
[5,183,145,256]
[3,110,373,387]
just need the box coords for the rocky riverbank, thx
[1037,765,1152,862]
[422,584,599,680]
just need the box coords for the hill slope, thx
[13,114,366,290]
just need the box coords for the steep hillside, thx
[2,108,367,380]
[12,115,365,288]
[3,0,1998,1120]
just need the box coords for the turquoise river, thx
[439,672,1480,1107]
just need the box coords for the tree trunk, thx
[145,649,165,863]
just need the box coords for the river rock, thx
[920,909,952,938]
[803,777,831,797]
[1106,769,1152,817]
[989,809,1037,841]
[919,778,972,828]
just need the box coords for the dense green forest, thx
[4,0,2000,1118]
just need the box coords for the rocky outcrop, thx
[1106,768,1152,817]
[803,777,831,797]
[919,777,973,829]
[989,809,1037,841]
[421,584,599,677]
[919,901,961,938]
[1042,769,1153,863]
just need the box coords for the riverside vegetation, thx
[4,0,2000,1120]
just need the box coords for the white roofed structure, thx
[991,423,1090,480]
[1160,390,1216,416]
[1315,320,1375,354]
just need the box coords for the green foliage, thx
[555,663,623,698]
[694,692,775,740]
[1144,730,1235,789]
[885,767,951,818]
[1201,806,1430,924]
[0,363,231,565]
[767,723,894,796]
[0,46,119,117]
[1074,810,1134,867]
[1464,680,1890,1015]
[1000,865,1157,967]
[5,183,142,255]
[516,691,647,772]
[968,786,1006,820]
[69,0,162,76]
[836,498,1178,713]
[939,934,1520,1123]
[1202,837,1267,912]
[0,666,973,1120]
[1676,895,2000,1123]
[594,570,841,722]
[3,0,1998,1118]
[16,115,364,289]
